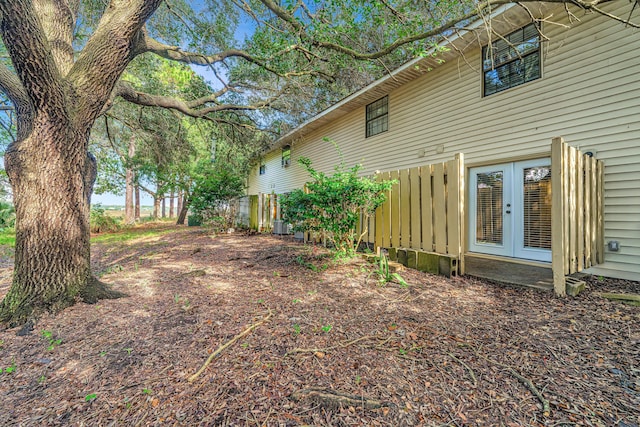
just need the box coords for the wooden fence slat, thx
[433,163,447,254]
[446,159,460,256]
[584,156,592,268]
[368,202,376,244]
[590,157,598,265]
[596,160,605,264]
[568,147,577,274]
[375,173,384,250]
[577,152,584,271]
[410,167,421,249]
[456,153,465,274]
[390,170,400,248]
[551,137,566,296]
[382,171,392,248]
[421,165,433,252]
[562,143,570,275]
[400,169,411,247]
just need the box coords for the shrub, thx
[0,201,15,230]
[281,156,394,255]
[90,204,120,233]
[190,166,245,233]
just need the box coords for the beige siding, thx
[247,0,640,279]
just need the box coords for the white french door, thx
[469,159,552,262]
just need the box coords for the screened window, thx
[259,164,266,175]
[281,145,291,167]
[482,23,541,96]
[366,96,388,137]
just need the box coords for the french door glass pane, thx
[476,171,503,245]
[523,166,551,249]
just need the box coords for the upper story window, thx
[366,96,388,138]
[483,23,541,96]
[281,145,291,167]
[259,164,266,175]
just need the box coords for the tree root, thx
[188,309,273,382]
[79,276,127,304]
[290,387,392,410]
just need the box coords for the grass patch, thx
[0,224,174,247]
[0,229,15,247]
[91,226,174,244]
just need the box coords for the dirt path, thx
[0,225,638,426]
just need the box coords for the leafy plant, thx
[41,330,62,351]
[1,361,16,374]
[189,164,245,233]
[292,324,301,335]
[281,143,395,256]
[85,393,97,402]
[90,204,121,233]
[374,253,409,288]
[0,201,15,230]
[142,388,152,395]
[321,324,333,333]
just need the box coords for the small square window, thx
[259,164,266,175]
[482,23,541,96]
[366,96,388,138]
[281,145,291,167]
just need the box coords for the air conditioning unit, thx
[273,220,292,235]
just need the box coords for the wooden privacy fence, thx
[551,137,604,295]
[359,154,465,261]
[249,193,280,232]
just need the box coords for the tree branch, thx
[114,81,285,119]
[137,31,328,80]
[67,0,163,128]
[0,0,65,114]
[0,62,33,139]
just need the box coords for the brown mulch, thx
[0,224,638,427]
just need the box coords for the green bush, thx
[281,156,394,255]
[90,204,120,233]
[0,201,15,231]
[190,166,245,232]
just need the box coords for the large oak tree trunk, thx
[0,119,121,326]
[0,0,162,326]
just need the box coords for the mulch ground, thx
[0,224,638,427]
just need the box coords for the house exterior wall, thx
[248,0,640,280]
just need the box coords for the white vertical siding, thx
[247,0,640,279]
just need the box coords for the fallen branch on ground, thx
[476,352,550,417]
[291,387,391,410]
[188,309,273,382]
[285,335,386,357]
[447,352,477,387]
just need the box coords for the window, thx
[281,145,291,167]
[366,96,388,137]
[259,164,266,175]
[482,23,541,96]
